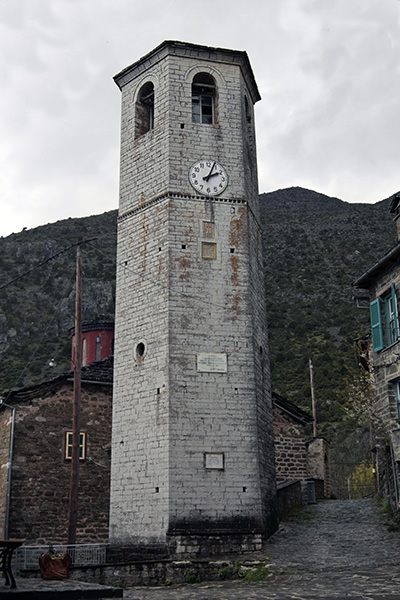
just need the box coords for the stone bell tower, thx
[109,41,278,555]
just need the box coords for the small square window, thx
[65,432,86,461]
[202,242,217,259]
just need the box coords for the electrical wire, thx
[0,239,96,291]
[1,239,96,394]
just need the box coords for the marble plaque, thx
[204,452,224,470]
[197,352,227,373]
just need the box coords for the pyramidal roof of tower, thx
[114,40,261,104]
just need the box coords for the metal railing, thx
[14,543,107,573]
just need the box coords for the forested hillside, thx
[260,188,396,495]
[0,187,396,496]
[0,212,117,390]
[260,187,394,418]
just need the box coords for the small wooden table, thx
[0,539,24,589]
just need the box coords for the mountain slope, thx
[0,187,396,496]
[260,187,394,422]
[0,211,117,390]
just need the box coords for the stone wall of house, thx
[363,259,400,505]
[370,346,400,440]
[273,409,309,483]
[368,262,400,435]
[8,380,112,544]
[307,437,331,498]
[276,480,303,517]
[0,407,12,538]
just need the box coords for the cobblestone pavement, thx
[124,498,400,599]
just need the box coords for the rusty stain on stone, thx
[229,208,247,315]
[179,257,190,279]
[232,291,241,317]
[230,254,239,287]
[138,214,148,276]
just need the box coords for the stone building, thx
[0,357,321,545]
[273,393,313,483]
[354,192,400,506]
[0,357,113,544]
[109,40,278,556]
[273,392,330,508]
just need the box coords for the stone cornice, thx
[117,192,246,223]
[114,40,261,104]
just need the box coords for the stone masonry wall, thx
[167,197,276,535]
[273,408,309,483]
[8,381,112,544]
[307,437,331,498]
[0,408,11,538]
[110,201,170,544]
[365,259,400,503]
[368,262,400,439]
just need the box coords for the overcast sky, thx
[1,0,399,238]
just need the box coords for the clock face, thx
[188,160,228,196]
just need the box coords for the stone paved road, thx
[124,498,400,599]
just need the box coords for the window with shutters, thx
[370,284,399,352]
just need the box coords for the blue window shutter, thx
[370,298,384,351]
[395,382,400,421]
[391,284,399,340]
[384,295,392,345]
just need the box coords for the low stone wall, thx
[21,554,269,587]
[314,478,325,500]
[167,532,263,557]
[277,480,303,517]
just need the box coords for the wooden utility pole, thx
[67,240,82,545]
[370,422,378,494]
[309,358,317,438]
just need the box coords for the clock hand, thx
[203,161,216,182]
[205,171,219,180]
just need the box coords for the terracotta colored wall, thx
[71,327,114,368]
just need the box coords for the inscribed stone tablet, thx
[204,452,224,470]
[197,353,227,373]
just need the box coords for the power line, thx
[1,238,97,393]
[0,238,97,291]
[4,273,76,396]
